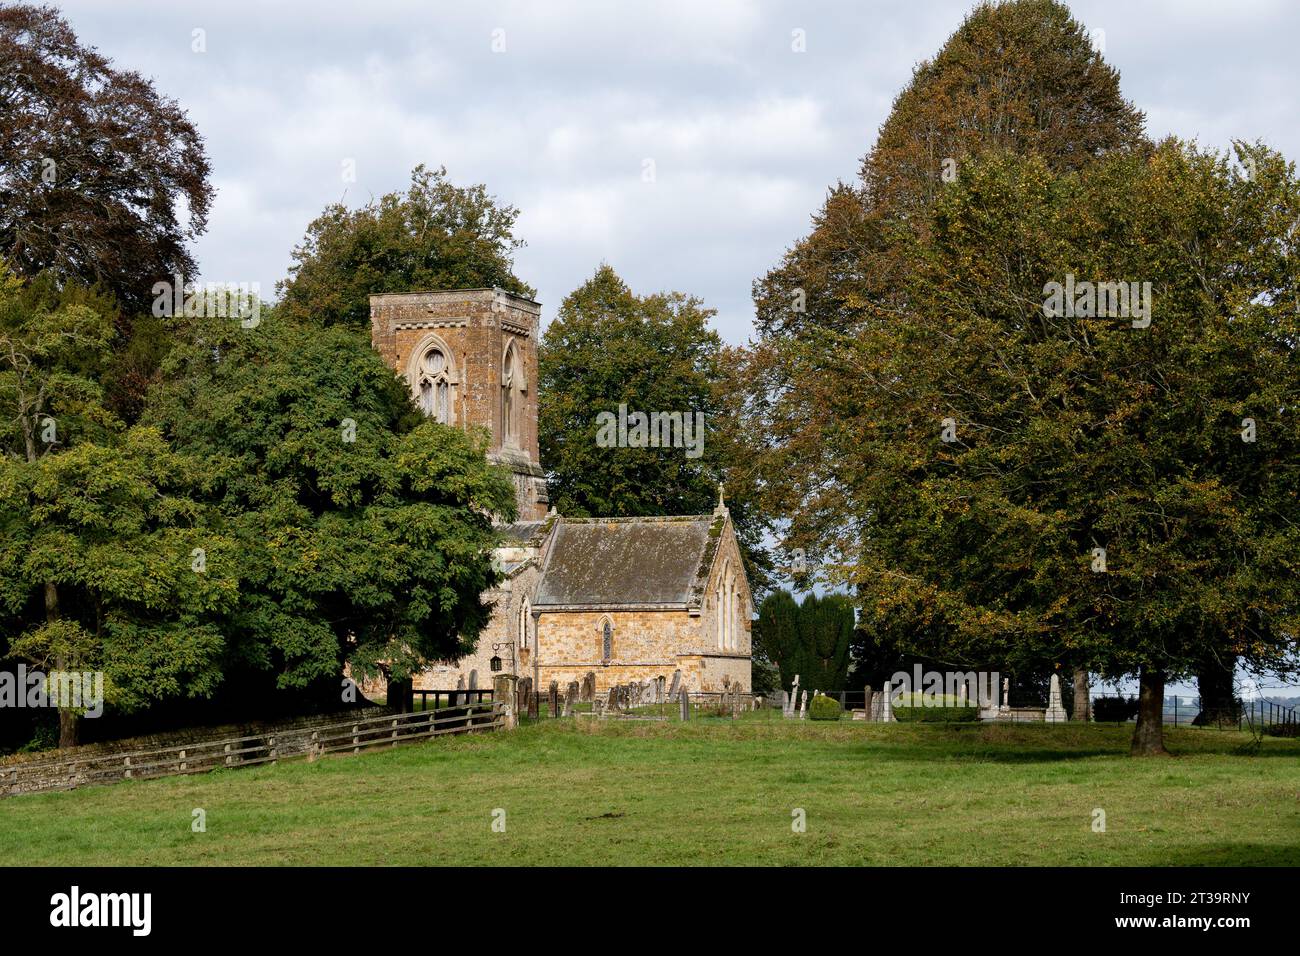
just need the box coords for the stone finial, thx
[714,482,728,516]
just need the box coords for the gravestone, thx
[548,680,559,718]
[468,669,478,696]
[455,674,466,706]
[517,676,532,714]
[668,670,681,700]
[799,690,808,719]
[881,679,894,722]
[863,685,874,721]
[1045,673,1068,723]
[1001,677,1011,713]
[607,686,619,712]
[584,672,596,702]
[528,683,539,720]
[563,681,579,717]
[679,687,690,721]
[656,676,666,703]
[781,690,791,718]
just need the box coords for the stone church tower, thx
[367,286,753,699]
[369,288,549,520]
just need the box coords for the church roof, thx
[533,514,727,609]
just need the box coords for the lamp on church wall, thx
[490,641,515,674]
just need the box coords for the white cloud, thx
[48,0,1300,343]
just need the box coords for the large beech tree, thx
[763,143,1300,756]
[0,4,212,311]
[748,0,1298,754]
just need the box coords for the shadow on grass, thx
[1140,843,1300,866]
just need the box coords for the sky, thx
[46,0,1300,346]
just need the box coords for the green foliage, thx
[538,264,772,591]
[755,590,854,694]
[893,692,981,722]
[144,309,517,691]
[808,693,842,720]
[0,267,237,723]
[748,0,1300,755]
[539,264,723,518]
[277,165,533,330]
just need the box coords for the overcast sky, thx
[46,0,1300,345]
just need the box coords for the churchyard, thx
[1,713,1296,867]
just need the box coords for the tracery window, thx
[417,346,453,423]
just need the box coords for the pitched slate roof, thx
[533,514,727,609]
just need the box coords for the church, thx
[368,288,754,697]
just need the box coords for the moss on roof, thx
[534,515,720,607]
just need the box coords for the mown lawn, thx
[1,713,1296,866]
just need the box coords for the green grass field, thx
[2,712,1297,866]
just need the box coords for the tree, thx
[755,591,855,696]
[776,142,1300,756]
[745,0,1296,755]
[0,264,232,746]
[277,165,533,330]
[538,264,772,589]
[0,4,212,312]
[861,0,1145,222]
[143,311,518,704]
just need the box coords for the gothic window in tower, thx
[501,338,525,448]
[600,617,613,663]
[417,345,453,424]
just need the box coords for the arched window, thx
[501,339,524,448]
[729,581,738,650]
[518,597,532,651]
[408,336,457,425]
[716,560,729,650]
[600,617,613,663]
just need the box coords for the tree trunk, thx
[1130,667,1169,756]
[1194,659,1238,727]
[1072,667,1089,721]
[59,706,80,749]
[45,581,80,748]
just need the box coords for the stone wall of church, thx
[699,516,754,661]
[411,561,543,692]
[530,608,751,694]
